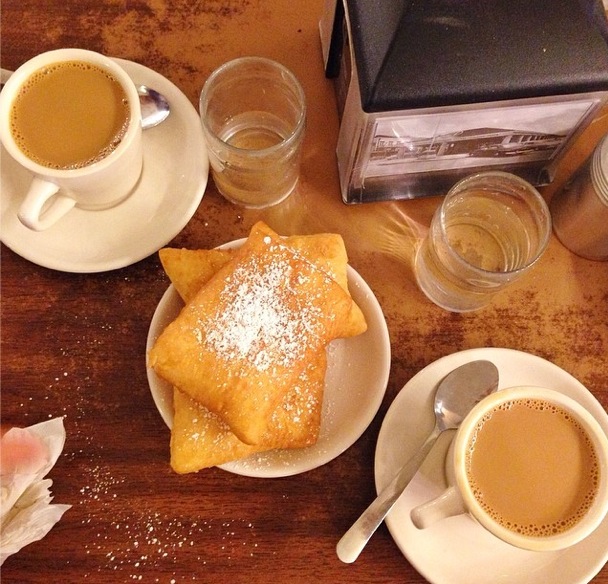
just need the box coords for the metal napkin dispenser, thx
[320,0,608,204]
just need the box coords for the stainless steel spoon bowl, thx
[336,359,500,564]
[137,84,170,129]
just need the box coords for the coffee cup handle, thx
[410,486,467,529]
[18,177,76,231]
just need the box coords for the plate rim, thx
[146,244,391,478]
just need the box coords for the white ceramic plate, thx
[375,347,608,584]
[146,248,391,478]
[0,58,208,273]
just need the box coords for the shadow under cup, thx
[414,171,552,312]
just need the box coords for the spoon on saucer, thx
[0,68,170,130]
[137,84,170,129]
[336,359,499,564]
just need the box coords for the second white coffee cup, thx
[410,386,608,552]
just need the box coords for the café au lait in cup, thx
[0,48,143,231]
[410,386,608,552]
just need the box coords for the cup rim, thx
[453,385,608,552]
[0,48,141,178]
[437,171,552,278]
[198,56,306,157]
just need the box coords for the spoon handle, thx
[336,425,441,564]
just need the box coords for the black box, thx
[320,0,608,203]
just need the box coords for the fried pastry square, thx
[159,232,366,339]
[160,234,350,471]
[149,222,360,445]
[170,351,326,472]
[160,248,231,304]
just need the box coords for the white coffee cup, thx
[0,49,143,231]
[410,386,608,552]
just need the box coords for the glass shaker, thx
[550,134,608,261]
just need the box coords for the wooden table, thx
[1,2,607,583]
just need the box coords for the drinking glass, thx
[414,171,551,312]
[199,57,306,208]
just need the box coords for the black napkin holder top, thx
[320,0,608,203]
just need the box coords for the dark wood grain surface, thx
[1,1,607,583]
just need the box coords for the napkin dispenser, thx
[320,0,608,204]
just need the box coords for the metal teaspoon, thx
[137,84,170,129]
[336,359,500,564]
[0,69,170,130]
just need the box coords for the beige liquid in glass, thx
[228,126,283,150]
[443,191,534,272]
[10,60,130,169]
[211,111,301,208]
[466,398,600,537]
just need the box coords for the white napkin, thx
[0,417,71,565]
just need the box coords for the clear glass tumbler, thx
[199,57,306,208]
[414,171,551,312]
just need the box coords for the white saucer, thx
[146,248,391,478]
[375,348,608,584]
[0,58,208,273]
